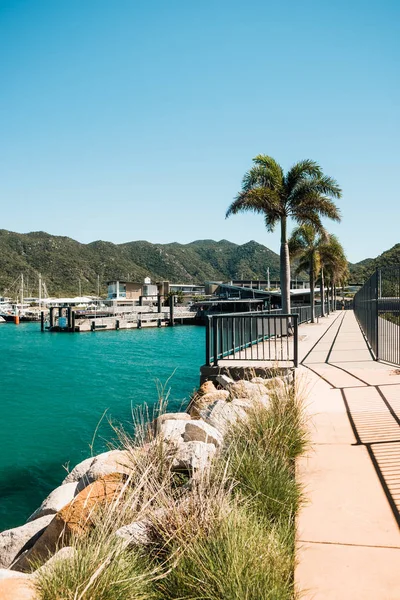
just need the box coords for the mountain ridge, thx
[0,230,282,297]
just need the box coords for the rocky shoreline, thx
[0,370,293,599]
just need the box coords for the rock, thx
[264,375,292,391]
[215,374,235,388]
[230,398,254,411]
[0,578,37,599]
[0,569,30,580]
[27,483,79,522]
[172,441,216,473]
[255,394,271,409]
[152,412,191,435]
[183,421,223,447]
[0,515,54,569]
[158,419,188,445]
[13,474,124,573]
[62,456,95,484]
[198,381,217,395]
[189,390,229,419]
[115,521,153,548]
[76,450,133,492]
[34,547,75,576]
[264,376,284,389]
[228,381,265,400]
[250,376,266,384]
[200,400,248,435]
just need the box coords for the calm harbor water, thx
[0,323,205,531]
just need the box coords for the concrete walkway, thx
[295,310,400,599]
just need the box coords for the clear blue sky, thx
[0,0,398,263]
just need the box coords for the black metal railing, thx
[268,302,330,324]
[205,312,298,367]
[354,266,400,365]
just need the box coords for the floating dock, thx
[42,304,197,332]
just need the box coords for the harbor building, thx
[157,281,206,298]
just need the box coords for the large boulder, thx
[12,474,124,573]
[200,400,248,434]
[76,450,133,492]
[183,421,223,447]
[263,375,292,391]
[0,515,54,569]
[172,441,216,473]
[34,547,75,576]
[0,569,30,580]
[215,374,235,388]
[198,381,217,395]
[152,413,191,435]
[62,456,95,484]
[115,521,153,549]
[253,394,271,409]
[0,578,37,599]
[27,482,79,522]
[250,376,267,384]
[227,381,265,400]
[189,390,229,419]
[158,419,188,445]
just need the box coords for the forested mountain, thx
[0,230,282,297]
[349,244,400,283]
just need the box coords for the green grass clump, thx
[156,504,294,600]
[225,385,308,523]
[35,532,158,600]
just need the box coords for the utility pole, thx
[267,267,270,291]
[78,278,82,297]
[97,274,100,298]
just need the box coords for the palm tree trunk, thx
[320,267,325,317]
[310,255,315,323]
[280,217,291,314]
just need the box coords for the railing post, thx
[205,316,211,366]
[213,318,219,366]
[293,315,299,367]
[376,269,380,359]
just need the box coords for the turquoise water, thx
[0,323,205,531]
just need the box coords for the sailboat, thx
[0,274,41,322]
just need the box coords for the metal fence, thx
[205,312,299,367]
[268,302,330,324]
[354,266,400,365]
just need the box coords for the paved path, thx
[295,310,400,600]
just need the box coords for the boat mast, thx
[39,273,42,309]
[21,273,24,306]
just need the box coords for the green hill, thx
[349,244,400,283]
[0,230,282,298]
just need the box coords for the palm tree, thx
[226,156,342,313]
[319,235,348,310]
[289,225,329,322]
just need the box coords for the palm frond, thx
[285,159,322,193]
[242,164,282,193]
[288,226,312,257]
[289,178,342,203]
[252,155,284,180]
[291,193,341,223]
[226,188,281,219]
[292,211,324,232]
